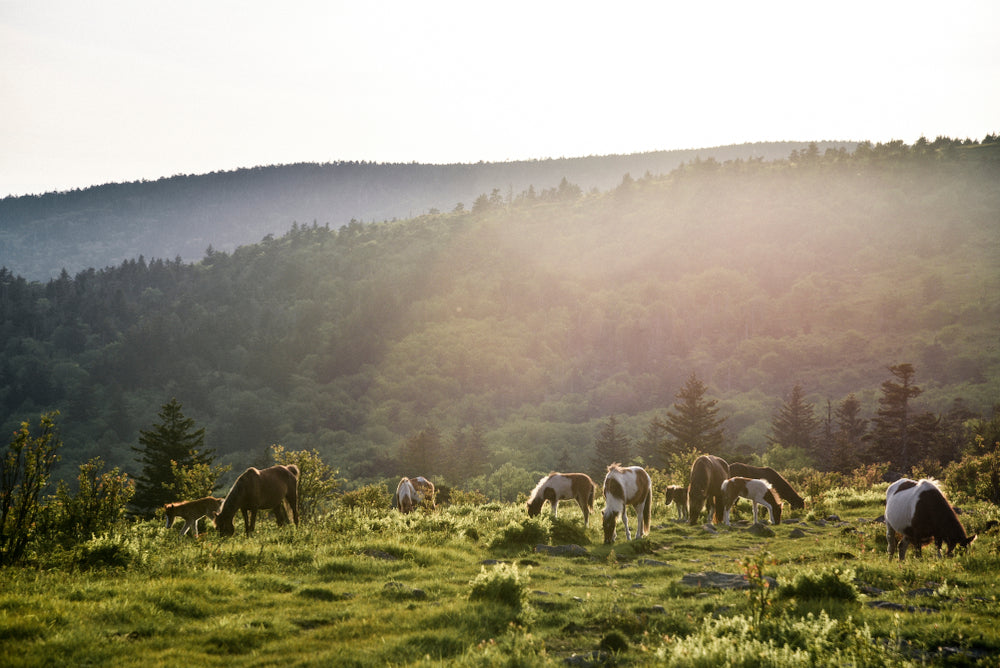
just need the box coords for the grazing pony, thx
[721,477,782,526]
[884,478,975,560]
[526,472,596,526]
[602,464,652,544]
[687,455,730,525]
[729,462,805,509]
[393,476,436,513]
[664,485,688,521]
[215,464,300,537]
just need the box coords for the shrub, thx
[779,567,858,602]
[270,445,342,521]
[487,517,549,550]
[339,483,389,513]
[469,562,530,612]
[72,534,138,571]
[1,413,61,565]
[40,457,134,546]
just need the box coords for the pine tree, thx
[399,424,442,477]
[768,384,820,456]
[131,398,215,516]
[870,364,923,470]
[832,393,869,472]
[592,415,631,475]
[652,373,727,461]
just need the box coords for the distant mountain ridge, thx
[0,142,852,281]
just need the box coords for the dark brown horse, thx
[728,462,805,509]
[216,464,300,537]
[687,455,729,525]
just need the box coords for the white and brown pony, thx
[885,478,975,560]
[601,464,652,544]
[721,477,782,526]
[664,485,688,521]
[215,464,300,537]
[728,462,805,509]
[526,472,595,526]
[393,476,436,513]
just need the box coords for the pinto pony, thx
[393,476,436,513]
[664,485,688,521]
[884,478,975,560]
[728,462,805,509]
[526,472,595,526]
[721,477,782,526]
[215,464,300,537]
[601,464,652,544]
[687,455,729,525]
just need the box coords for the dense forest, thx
[0,142,852,281]
[1,137,998,490]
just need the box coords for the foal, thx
[721,477,782,526]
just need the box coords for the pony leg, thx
[621,508,632,540]
[576,497,589,527]
[886,528,898,560]
[751,501,759,524]
[551,499,558,519]
[288,491,299,526]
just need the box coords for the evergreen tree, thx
[652,373,727,462]
[870,364,923,470]
[399,424,442,477]
[592,415,631,475]
[768,384,820,457]
[131,398,215,516]
[832,393,868,472]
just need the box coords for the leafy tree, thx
[42,457,134,545]
[592,415,631,475]
[270,444,341,523]
[869,364,923,470]
[444,425,489,484]
[651,373,727,461]
[1,413,61,565]
[768,384,819,459]
[131,398,219,516]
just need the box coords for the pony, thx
[884,478,975,560]
[526,472,595,526]
[687,455,729,525]
[721,477,782,526]
[601,464,652,544]
[664,485,688,521]
[728,462,805,509]
[215,464,300,537]
[165,496,223,538]
[393,476,436,513]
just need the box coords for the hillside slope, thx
[0,142,849,281]
[0,139,997,485]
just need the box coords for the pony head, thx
[526,495,545,517]
[214,503,235,537]
[602,507,619,544]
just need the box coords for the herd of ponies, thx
[164,455,976,560]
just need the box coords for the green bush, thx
[72,534,138,571]
[487,517,549,550]
[469,562,530,612]
[780,567,858,602]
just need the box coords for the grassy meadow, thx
[2,484,999,667]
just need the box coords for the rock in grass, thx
[534,544,588,557]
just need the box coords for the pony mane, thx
[527,473,556,503]
[606,462,625,474]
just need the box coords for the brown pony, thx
[215,464,300,537]
[687,455,729,525]
[664,485,688,521]
[526,472,596,526]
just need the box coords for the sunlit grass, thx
[1,498,998,666]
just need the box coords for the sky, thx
[2,0,997,198]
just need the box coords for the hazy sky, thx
[2,0,997,198]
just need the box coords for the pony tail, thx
[642,487,651,535]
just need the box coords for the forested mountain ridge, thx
[1,138,998,487]
[0,142,851,281]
